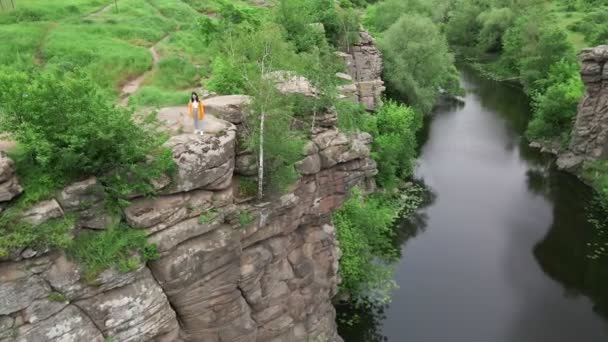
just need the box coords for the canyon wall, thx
[558,45,608,170]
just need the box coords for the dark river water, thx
[337,69,608,341]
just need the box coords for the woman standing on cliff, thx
[188,92,204,136]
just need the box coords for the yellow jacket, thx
[188,100,204,120]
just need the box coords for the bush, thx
[68,224,159,280]
[207,56,248,94]
[333,189,400,305]
[0,66,173,186]
[0,66,175,257]
[360,100,423,189]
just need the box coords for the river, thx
[336,68,608,341]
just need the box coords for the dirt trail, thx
[119,34,169,106]
[87,1,116,17]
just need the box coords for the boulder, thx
[57,177,118,229]
[57,177,103,210]
[236,153,258,176]
[0,176,23,202]
[295,154,322,175]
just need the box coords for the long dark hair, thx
[191,92,199,102]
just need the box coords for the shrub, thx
[238,210,253,227]
[207,56,248,94]
[360,100,423,189]
[0,66,174,191]
[333,189,400,305]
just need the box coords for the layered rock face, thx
[558,45,608,170]
[0,94,377,341]
[336,30,385,111]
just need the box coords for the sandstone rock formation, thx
[0,90,376,341]
[558,45,608,170]
[336,30,385,111]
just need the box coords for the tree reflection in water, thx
[525,160,608,318]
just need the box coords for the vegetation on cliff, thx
[0,0,427,298]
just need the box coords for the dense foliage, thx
[333,189,400,305]
[364,0,461,113]
[360,100,422,188]
[0,66,171,264]
[334,185,425,306]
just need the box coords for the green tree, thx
[526,60,583,142]
[380,15,457,113]
[476,7,515,52]
[501,14,576,92]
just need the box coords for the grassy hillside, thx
[0,0,260,107]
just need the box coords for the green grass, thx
[144,55,199,89]
[237,210,253,227]
[198,208,218,224]
[68,224,159,281]
[0,22,49,65]
[0,0,108,24]
[43,26,152,91]
[129,86,193,107]
[48,291,68,302]
[0,0,268,106]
